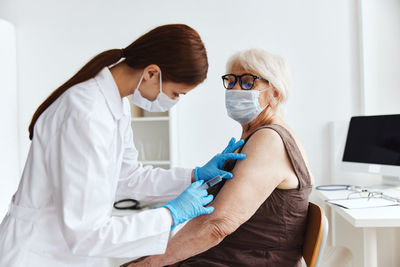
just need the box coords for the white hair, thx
[226,48,291,115]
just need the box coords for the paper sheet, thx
[326,197,400,209]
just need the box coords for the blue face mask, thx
[225,89,268,125]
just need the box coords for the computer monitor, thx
[342,114,400,186]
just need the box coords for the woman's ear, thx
[143,64,161,81]
[269,88,281,107]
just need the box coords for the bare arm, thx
[129,129,292,267]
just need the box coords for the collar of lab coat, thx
[96,67,126,120]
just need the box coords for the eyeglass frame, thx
[346,189,383,200]
[221,73,269,90]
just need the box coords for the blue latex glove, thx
[194,137,246,181]
[162,180,214,230]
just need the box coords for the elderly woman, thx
[125,48,314,267]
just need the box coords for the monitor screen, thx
[342,115,400,166]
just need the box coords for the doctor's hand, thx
[194,137,246,182]
[162,180,214,230]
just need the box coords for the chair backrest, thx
[303,202,329,267]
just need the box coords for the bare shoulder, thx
[234,127,288,188]
[242,127,285,156]
[205,128,288,230]
[241,125,314,187]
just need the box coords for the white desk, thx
[316,189,400,267]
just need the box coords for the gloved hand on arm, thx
[194,137,246,182]
[162,180,214,230]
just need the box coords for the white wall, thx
[361,0,400,115]
[0,0,360,186]
[1,0,399,266]
[173,0,362,182]
[328,1,400,266]
[0,19,19,219]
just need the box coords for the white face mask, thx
[225,89,268,125]
[131,71,178,112]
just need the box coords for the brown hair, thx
[28,24,208,140]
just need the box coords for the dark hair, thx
[28,24,208,140]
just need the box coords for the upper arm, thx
[206,129,289,236]
[147,130,292,265]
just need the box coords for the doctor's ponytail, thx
[28,49,123,139]
[29,24,208,140]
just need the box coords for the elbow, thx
[67,234,99,256]
[61,215,115,256]
[64,235,84,255]
[61,227,95,256]
[64,232,88,255]
[208,217,238,243]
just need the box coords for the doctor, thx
[0,24,246,267]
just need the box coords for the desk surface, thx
[316,190,400,228]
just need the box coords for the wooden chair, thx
[303,202,329,267]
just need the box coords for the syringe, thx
[199,173,228,190]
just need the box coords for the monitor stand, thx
[370,176,400,189]
[368,176,400,200]
[382,175,400,186]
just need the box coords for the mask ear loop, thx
[137,70,161,96]
[257,88,270,110]
[159,71,163,94]
[136,74,144,93]
[270,84,279,107]
[263,83,278,109]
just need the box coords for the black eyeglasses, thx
[221,73,269,90]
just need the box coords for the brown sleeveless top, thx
[179,125,313,267]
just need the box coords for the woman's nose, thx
[231,82,241,90]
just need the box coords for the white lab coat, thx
[0,68,192,267]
